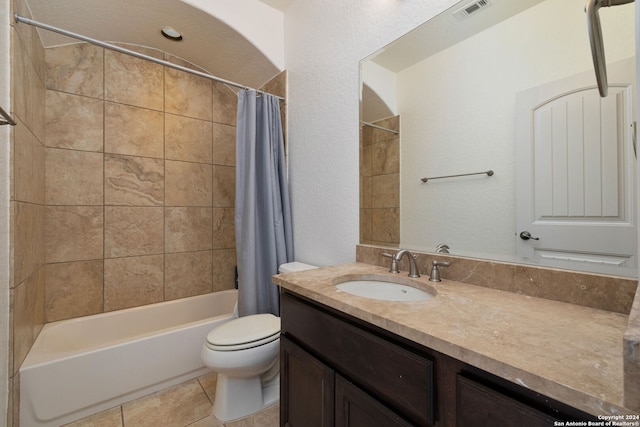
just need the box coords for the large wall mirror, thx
[360,0,637,278]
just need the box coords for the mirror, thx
[360,0,637,277]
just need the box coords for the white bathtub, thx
[20,289,238,427]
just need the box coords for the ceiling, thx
[369,0,544,72]
[259,0,292,11]
[23,0,285,89]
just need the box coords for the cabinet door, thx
[335,375,414,427]
[456,375,557,427]
[280,336,334,427]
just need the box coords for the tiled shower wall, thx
[43,42,241,321]
[42,44,286,322]
[360,115,400,246]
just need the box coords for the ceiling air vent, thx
[453,0,491,20]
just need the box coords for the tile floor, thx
[63,372,279,427]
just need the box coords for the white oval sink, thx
[334,275,435,302]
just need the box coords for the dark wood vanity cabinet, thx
[280,291,596,427]
[281,334,416,427]
[456,375,558,427]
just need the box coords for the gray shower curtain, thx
[235,89,293,317]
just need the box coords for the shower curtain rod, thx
[14,14,285,101]
[361,121,399,134]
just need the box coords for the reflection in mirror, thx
[360,0,636,277]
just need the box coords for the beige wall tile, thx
[12,268,45,375]
[165,161,213,207]
[104,51,164,110]
[165,251,213,300]
[165,67,212,120]
[212,123,235,166]
[105,154,164,206]
[45,44,104,98]
[370,208,400,244]
[360,209,372,244]
[14,123,44,204]
[104,255,164,311]
[104,207,164,258]
[46,148,103,205]
[260,70,287,99]
[371,173,399,208]
[45,90,104,151]
[114,43,165,60]
[13,34,46,142]
[361,141,372,177]
[165,114,213,164]
[13,0,45,81]
[45,260,103,322]
[104,102,164,158]
[165,207,213,253]
[212,249,237,292]
[46,206,103,263]
[122,379,211,427]
[360,176,372,209]
[212,208,235,249]
[212,81,237,126]
[371,138,399,175]
[13,202,45,284]
[164,53,208,72]
[212,165,235,208]
[63,405,123,427]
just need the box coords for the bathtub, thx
[19,289,238,427]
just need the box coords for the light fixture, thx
[161,27,183,41]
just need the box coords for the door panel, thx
[516,57,636,273]
[335,375,414,427]
[280,336,335,427]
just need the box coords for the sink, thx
[334,274,436,302]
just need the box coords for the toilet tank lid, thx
[278,262,317,273]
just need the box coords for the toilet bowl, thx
[201,261,317,421]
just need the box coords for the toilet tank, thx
[279,262,317,274]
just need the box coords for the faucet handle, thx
[381,253,400,274]
[433,260,451,267]
[429,260,451,282]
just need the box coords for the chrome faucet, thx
[429,260,451,282]
[382,249,420,278]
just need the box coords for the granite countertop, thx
[274,262,637,417]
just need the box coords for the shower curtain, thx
[235,89,293,317]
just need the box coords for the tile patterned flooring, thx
[63,372,279,427]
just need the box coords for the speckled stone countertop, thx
[274,262,637,417]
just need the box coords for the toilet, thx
[201,261,317,421]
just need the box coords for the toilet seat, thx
[206,314,281,351]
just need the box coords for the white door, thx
[515,58,636,273]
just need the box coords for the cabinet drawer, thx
[456,375,557,427]
[281,293,434,426]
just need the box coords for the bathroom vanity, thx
[275,263,638,426]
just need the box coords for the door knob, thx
[519,231,539,241]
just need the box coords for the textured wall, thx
[284,0,459,267]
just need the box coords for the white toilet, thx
[201,261,317,421]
